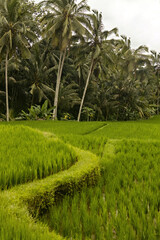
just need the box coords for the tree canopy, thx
[0,0,159,121]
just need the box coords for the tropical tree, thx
[40,0,90,119]
[102,36,152,120]
[23,42,56,106]
[150,50,160,114]
[0,0,35,121]
[77,10,118,121]
[58,81,80,117]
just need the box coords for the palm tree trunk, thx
[157,91,159,115]
[53,49,66,120]
[77,59,94,122]
[5,50,9,122]
[157,75,159,115]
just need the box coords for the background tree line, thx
[0,0,160,121]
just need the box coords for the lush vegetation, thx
[1,0,160,238]
[61,135,107,156]
[0,127,100,239]
[0,207,57,240]
[0,125,77,189]
[41,140,160,240]
[9,120,106,135]
[0,118,160,239]
[0,0,160,122]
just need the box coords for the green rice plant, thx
[0,145,99,240]
[89,120,160,140]
[61,135,107,156]
[0,207,63,240]
[0,125,77,189]
[41,140,160,240]
[2,115,160,141]
[2,116,160,239]
[4,120,105,136]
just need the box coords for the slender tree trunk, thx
[5,50,9,122]
[157,88,159,115]
[157,75,159,115]
[59,49,66,80]
[53,49,66,120]
[77,59,94,122]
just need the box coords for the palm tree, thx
[40,0,90,119]
[104,36,151,120]
[150,50,160,114]
[58,80,80,118]
[0,0,35,121]
[77,10,118,121]
[24,42,56,106]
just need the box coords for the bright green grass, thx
[61,135,107,156]
[0,203,64,240]
[0,144,99,240]
[0,125,77,189]
[0,208,54,240]
[5,120,106,136]
[90,121,160,139]
[41,140,160,240]
[2,115,160,140]
[1,116,160,240]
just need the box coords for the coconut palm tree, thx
[24,42,57,106]
[40,0,90,119]
[104,36,152,120]
[77,10,118,121]
[150,50,160,114]
[0,0,35,121]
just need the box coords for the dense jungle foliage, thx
[0,0,160,121]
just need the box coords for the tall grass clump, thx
[0,209,51,240]
[41,140,160,240]
[61,135,107,156]
[0,206,64,240]
[0,126,77,189]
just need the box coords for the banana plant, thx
[18,100,55,120]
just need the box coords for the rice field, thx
[5,120,106,136]
[0,208,53,240]
[1,116,160,240]
[5,116,160,140]
[61,135,107,156]
[0,125,77,189]
[41,140,160,240]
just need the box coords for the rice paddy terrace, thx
[1,116,160,240]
